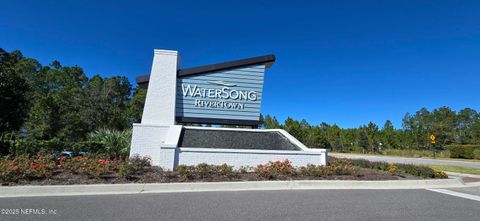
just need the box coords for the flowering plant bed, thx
[0,156,447,186]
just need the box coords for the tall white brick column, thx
[130,49,180,165]
[141,49,179,125]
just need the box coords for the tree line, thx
[0,48,146,142]
[263,106,480,152]
[2,48,479,153]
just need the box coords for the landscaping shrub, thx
[328,157,352,167]
[0,155,56,182]
[176,163,237,180]
[298,164,355,177]
[238,166,254,173]
[10,139,66,156]
[255,159,296,179]
[87,128,132,159]
[118,155,153,177]
[0,154,156,183]
[173,160,358,181]
[176,165,196,180]
[312,157,357,176]
[387,163,398,173]
[59,156,119,177]
[398,164,447,178]
[195,163,217,178]
[128,155,152,172]
[328,163,356,176]
[447,145,480,159]
[0,136,105,157]
[347,158,447,178]
[298,164,329,176]
[473,149,480,160]
[255,159,356,179]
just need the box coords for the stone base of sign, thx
[160,147,327,170]
[130,124,328,170]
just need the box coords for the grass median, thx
[428,165,480,175]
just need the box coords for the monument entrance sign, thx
[130,49,327,170]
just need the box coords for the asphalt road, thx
[330,153,480,169]
[0,189,479,221]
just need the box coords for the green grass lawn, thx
[429,165,480,175]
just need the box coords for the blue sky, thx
[1,0,479,128]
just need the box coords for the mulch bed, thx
[2,167,421,186]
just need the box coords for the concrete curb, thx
[0,178,469,198]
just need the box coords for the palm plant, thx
[87,128,132,159]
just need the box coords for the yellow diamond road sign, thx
[430,134,436,144]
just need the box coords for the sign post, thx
[430,134,436,159]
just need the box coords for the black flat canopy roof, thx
[136,54,275,86]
